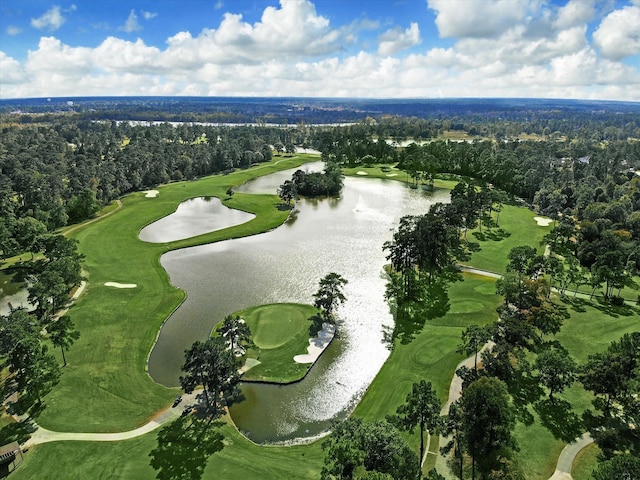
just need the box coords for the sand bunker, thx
[104,282,137,289]
[144,190,159,198]
[385,173,398,177]
[356,171,369,176]
[240,358,261,374]
[534,216,553,226]
[294,323,336,364]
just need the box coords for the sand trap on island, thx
[144,190,159,198]
[240,358,261,374]
[104,282,137,289]
[294,323,336,364]
[356,171,369,176]
[385,173,398,177]
[534,216,553,226]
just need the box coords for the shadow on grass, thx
[149,415,224,480]
[471,228,511,243]
[534,397,583,442]
[385,279,452,346]
[0,419,36,446]
[506,368,544,426]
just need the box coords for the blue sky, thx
[1,0,639,100]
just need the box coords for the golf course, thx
[3,156,638,479]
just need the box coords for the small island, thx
[215,303,327,383]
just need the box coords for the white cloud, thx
[428,0,533,38]
[553,0,596,30]
[593,6,640,60]
[215,1,224,10]
[142,11,157,21]
[121,10,142,33]
[6,26,22,36]
[31,5,66,31]
[2,0,639,101]
[378,23,420,56]
[0,52,25,84]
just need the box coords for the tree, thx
[47,314,80,367]
[217,314,251,355]
[180,337,241,418]
[440,402,465,480]
[457,325,492,374]
[321,418,419,480]
[592,454,640,480]
[313,273,348,323]
[391,380,441,478]
[460,377,517,480]
[277,179,298,206]
[534,344,576,400]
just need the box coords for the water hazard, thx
[147,165,449,443]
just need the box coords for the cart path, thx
[548,433,594,480]
[21,390,201,448]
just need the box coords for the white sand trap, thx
[240,358,261,374]
[294,323,336,364]
[534,216,553,226]
[356,171,369,176]
[385,173,398,177]
[144,190,159,198]
[104,282,137,289]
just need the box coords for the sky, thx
[1,0,639,101]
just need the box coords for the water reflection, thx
[148,168,449,443]
[139,197,255,243]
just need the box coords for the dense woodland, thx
[0,100,639,478]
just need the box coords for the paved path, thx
[22,390,201,448]
[548,433,594,480]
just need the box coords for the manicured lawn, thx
[464,204,552,274]
[35,156,312,433]
[219,303,320,383]
[11,419,324,480]
[572,442,600,480]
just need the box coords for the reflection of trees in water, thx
[149,415,224,480]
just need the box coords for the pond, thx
[139,196,255,243]
[147,164,449,443]
[0,271,30,316]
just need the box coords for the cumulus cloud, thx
[142,11,157,21]
[378,23,420,56]
[428,0,533,38]
[593,6,640,60]
[121,10,142,33]
[31,5,66,31]
[554,0,596,30]
[2,0,639,101]
[6,26,22,36]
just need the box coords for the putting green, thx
[237,303,317,349]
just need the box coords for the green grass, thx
[464,204,552,274]
[11,419,324,480]
[572,442,600,480]
[34,155,313,433]
[222,303,320,383]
